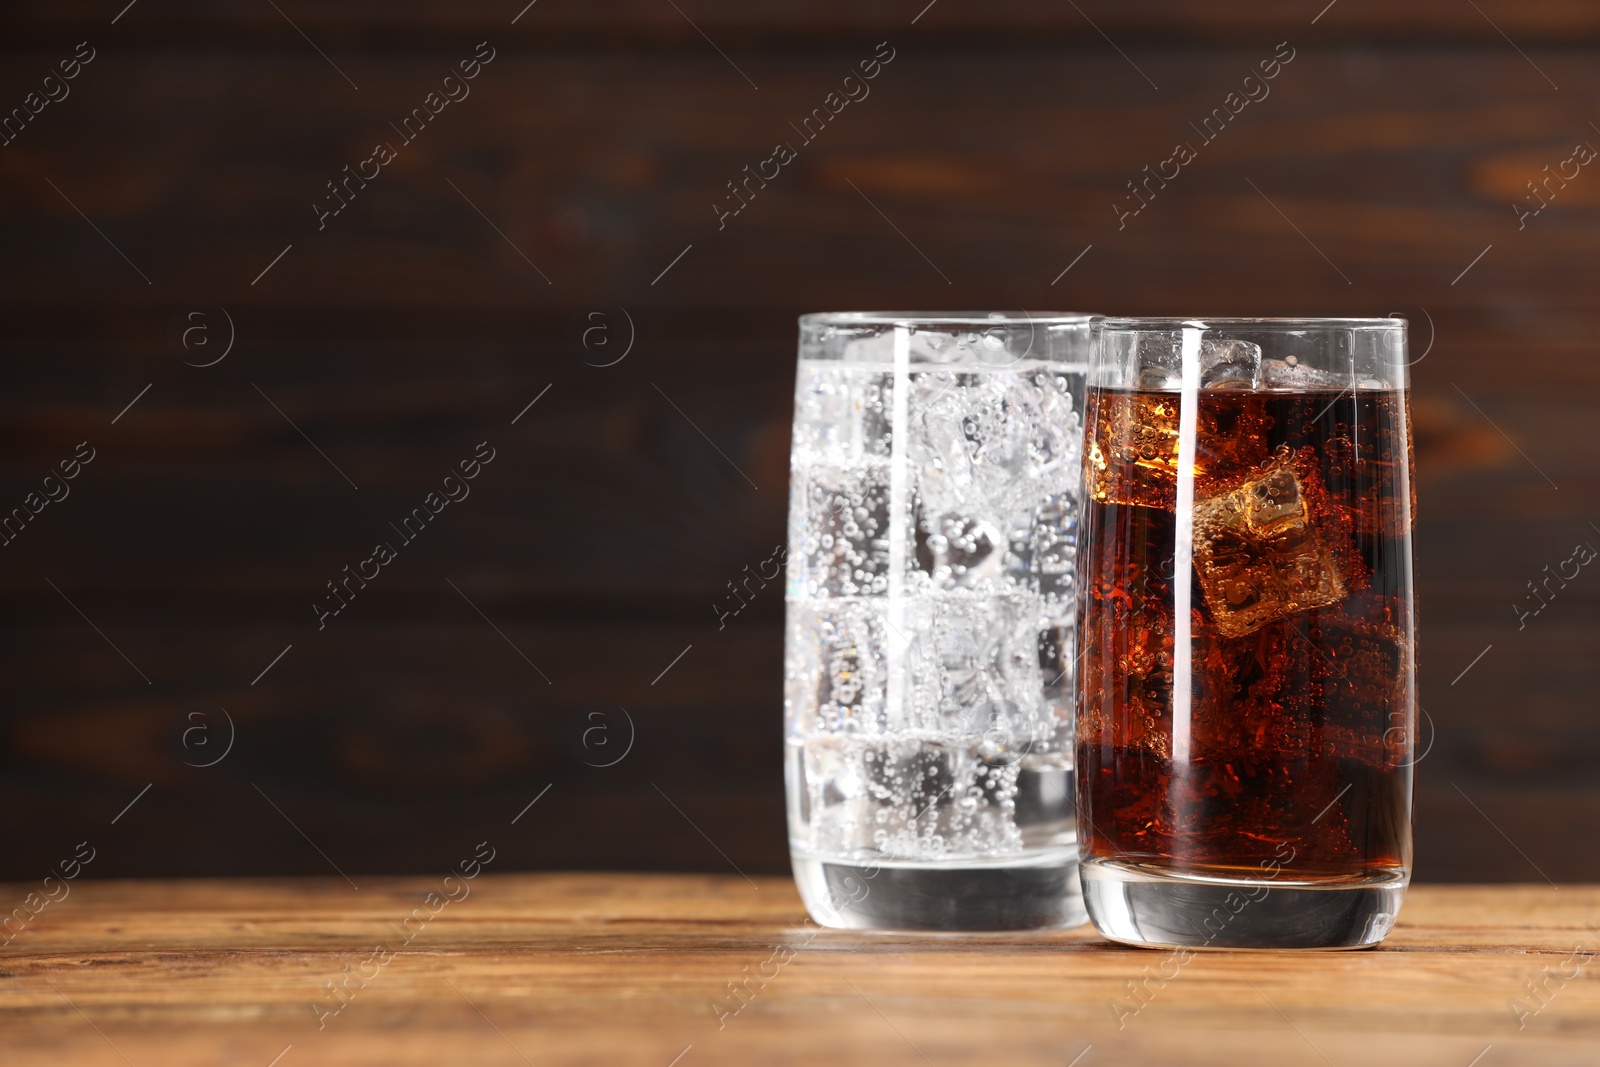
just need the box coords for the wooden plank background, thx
[0,1,1595,884]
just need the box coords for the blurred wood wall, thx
[1,1,1596,883]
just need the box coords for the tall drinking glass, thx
[786,312,1095,930]
[1077,318,1415,949]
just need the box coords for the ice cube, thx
[1136,332,1182,383]
[905,329,963,364]
[1192,457,1347,637]
[1029,490,1079,617]
[787,464,892,598]
[791,364,894,464]
[1078,605,1176,759]
[911,367,1080,591]
[911,372,983,520]
[1091,387,1283,509]
[1258,356,1351,392]
[785,600,891,735]
[902,325,1025,366]
[916,512,1004,590]
[916,594,1048,739]
[1200,339,1262,389]
[1139,367,1182,390]
[1088,391,1182,508]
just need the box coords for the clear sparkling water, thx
[784,346,1087,927]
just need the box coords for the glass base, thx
[1080,858,1407,949]
[792,847,1086,932]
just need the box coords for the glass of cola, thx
[1077,317,1416,949]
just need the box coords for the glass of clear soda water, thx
[785,312,1095,930]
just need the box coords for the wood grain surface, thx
[0,2,1597,883]
[2,874,1597,1066]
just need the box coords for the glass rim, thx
[1098,316,1406,332]
[799,310,1097,328]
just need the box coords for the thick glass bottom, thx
[792,848,1085,932]
[1081,858,1407,950]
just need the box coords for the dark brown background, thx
[1,1,1594,885]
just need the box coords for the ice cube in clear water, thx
[1030,490,1080,618]
[787,464,891,599]
[1192,457,1347,637]
[911,368,1081,594]
[920,593,1050,739]
[912,373,999,592]
[785,599,891,736]
[917,512,1004,590]
[791,365,893,465]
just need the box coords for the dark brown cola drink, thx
[1077,319,1416,949]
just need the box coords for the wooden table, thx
[1,875,1595,1066]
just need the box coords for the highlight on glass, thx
[1076,317,1416,949]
